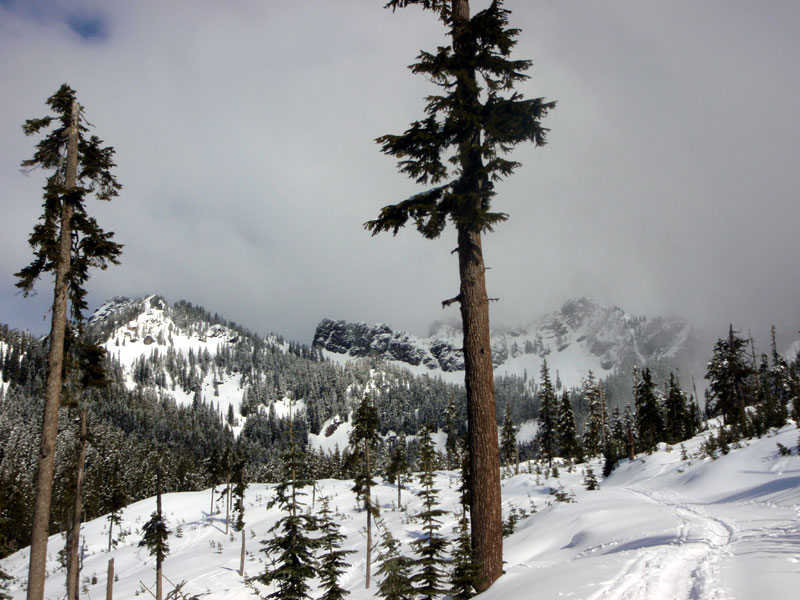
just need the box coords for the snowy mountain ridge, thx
[314,297,700,389]
[87,294,288,435]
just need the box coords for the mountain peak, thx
[313,299,699,389]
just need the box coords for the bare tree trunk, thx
[397,473,401,510]
[155,467,163,600]
[26,98,79,600]
[365,443,372,589]
[239,528,245,577]
[626,420,635,461]
[66,406,88,600]
[225,479,230,535]
[108,513,114,553]
[106,558,114,600]
[457,227,503,591]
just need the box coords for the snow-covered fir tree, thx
[500,404,518,474]
[557,390,582,463]
[348,392,380,588]
[375,524,414,600]
[316,495,355,600]
[411,425,449,599]
[537,359,558,468]
[634,368,663,453]
[258,413,318,600]
[706,325,752,433]
[582,372,608,458]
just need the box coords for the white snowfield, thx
[2,423,798,599]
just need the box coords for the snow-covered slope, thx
[314,298,700,389]
[89,295,263,434]
[3,422,797,599]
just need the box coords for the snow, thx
[516,419,539,444]
[786,339,800,363]
[308,414,353,453]
[0,340,10,398]
[3,423,799,599]
[95,295,252,434]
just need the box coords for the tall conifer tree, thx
[557,391,581,463]
[634,368,663,453]
[664,373,689,444]
[375,525,414,600]
[706,325,752,433]
[499,404,517,473]
[316,496,355,600]
[386,436,410,509]
[17,84,122,600]
[349,393,380,588]
[537,360,558,468]
[367,2,554,589]
[582,372,607,458]
[259,409,318,600]
[139,464,170,600]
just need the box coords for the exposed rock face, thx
[313,298,701,387]
[312,319,462,371]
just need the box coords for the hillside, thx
[1,421,797,599]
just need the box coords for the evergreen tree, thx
[386,436,410,509]
[205,448,224,515]
[449,515,478,600]
[582,372,607,457]
[499,404,517,474]
[622,403,637,460]
[258,412,318,600]
[375,524,415,600]
[366,2,554,589]
[16,84,122,600]
[348,393,380,588]
[104,456,128,552]
[231,453,248,533]
[757,351,788,429]
[634,368,663,453]
[537,359,558,468]
[411,425,449,599]
[139,465,170,600]
[663,373,689,444]
[444,397,460,470]
[583,465,598,491]
[706,325,752,432]
[317,496,355,600]
[0,514,13,600]
[557,391,581,463]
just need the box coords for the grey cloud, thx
[2,0,799,356]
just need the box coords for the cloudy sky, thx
[1,0,798,350]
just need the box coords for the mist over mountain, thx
[314,297,703,392]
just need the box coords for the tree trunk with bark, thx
[457,227,503,591]
[26,98,79,600]
[239,528,245,577]
[106,558,114,600]
[365,442,372,589]
[155,467,163,600]
[66,405,88,600]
